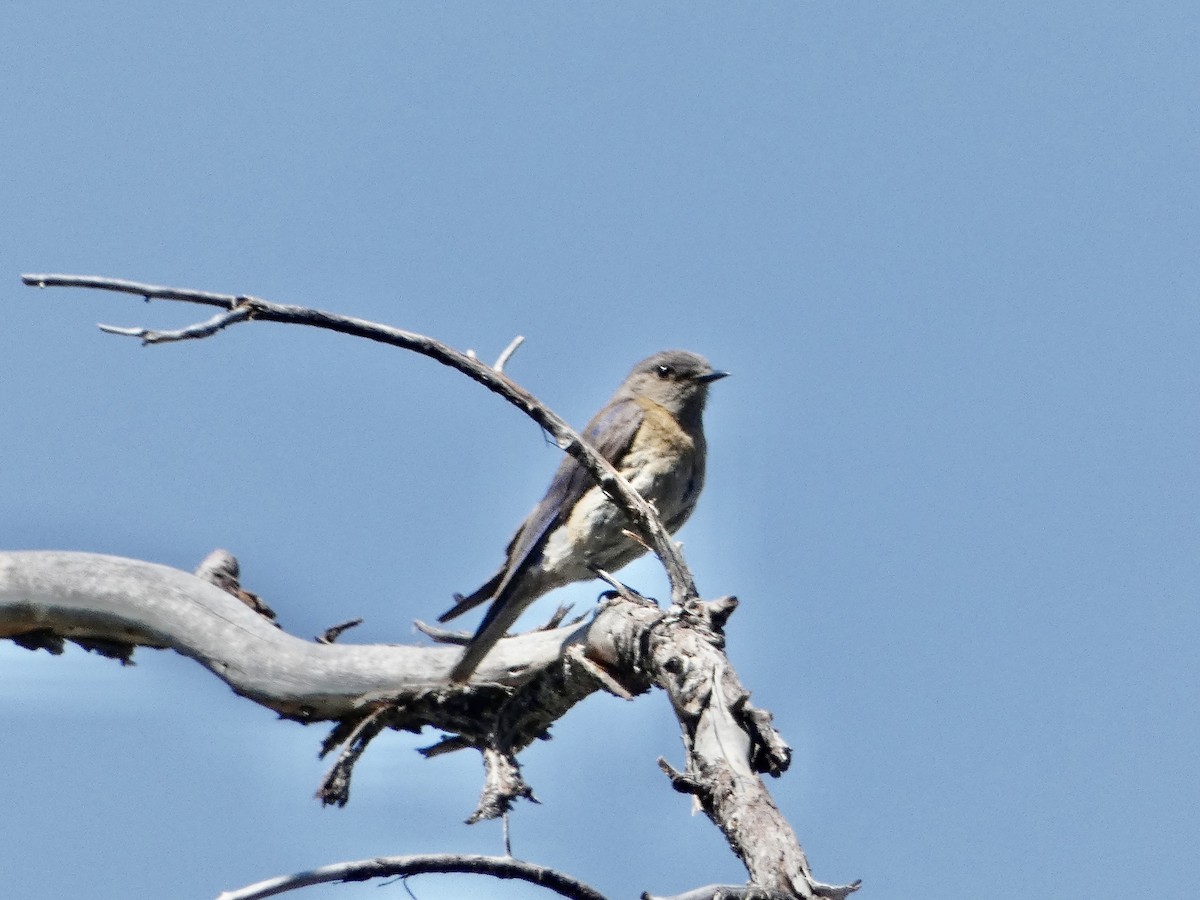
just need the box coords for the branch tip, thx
[413,619,471,644]
[493,334,525,372]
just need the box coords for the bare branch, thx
[13,277,857,895]
[21,273,697,603]
[418,735,471,758]
[215,853,608,900]
[413,618,472,644]
[0,549,618,822]
[537,602,579,630]
[316,705,390,807]
[494,334,525,372]
[470,746,536,824]
[0,551,578,720]
[643,621,831,898]
[2,543,853,895]
[809,881,863,900]
[22,273,239,307]
[98,303,254,344]
[593,567,654,605]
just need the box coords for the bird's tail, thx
[448,588,527,683]
[438,570,504,623]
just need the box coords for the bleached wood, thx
[0,550,574,718]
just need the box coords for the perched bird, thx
[441,349,728,682]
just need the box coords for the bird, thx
[440,349,728,682]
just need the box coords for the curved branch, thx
[0,548,630,821]
[0,550,574,718]
[215,853,607,900]
[20,273,696,602]
[12,275,858,896]
[0,549,854,896]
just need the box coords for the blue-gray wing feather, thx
[492,396,645,598]
[440,396,645,624]
[441,398,648,628]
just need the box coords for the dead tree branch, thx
[215,853,607,900]
[21,273,695,603]
[10,274,859,899]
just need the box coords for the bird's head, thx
[623,349,729,417]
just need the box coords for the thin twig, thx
[315,706,388,807]
[23,273,240,307]
[417,735,471,758]
[494,334,525,372]
[98,304,254,344]
[536,602,576,631]
[412,619,471,644]
[593,568,653,605]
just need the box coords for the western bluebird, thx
[440,349,728,682]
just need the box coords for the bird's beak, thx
[695,370,730,384]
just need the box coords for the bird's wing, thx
[447,396,646,680]
[438,396,645,624]
[495,395,646,594]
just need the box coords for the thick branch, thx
[0,550,581,719]
[0,549,855,895]
[20,273,696,602]
[588,599,853,900]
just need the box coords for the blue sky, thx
[2,4,1197,899]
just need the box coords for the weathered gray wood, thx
[11,275,860,898]
[0,550,575,718]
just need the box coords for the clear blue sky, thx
[2,4,1197,899]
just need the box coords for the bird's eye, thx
[656,364,674,379]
